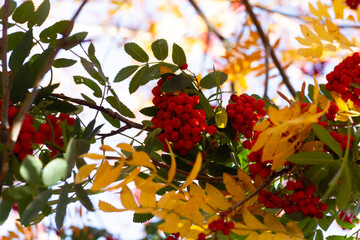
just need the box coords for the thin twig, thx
[263,45,270,99]
[51,93,153,132]
[242,0,296,98]
[0,0,89,185]
[0,0,10,193]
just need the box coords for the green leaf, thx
[215,107,227,128]
[63,32,88,50]
[27,0,50,28]
[45,98,78,113]
[101,111,120,128]
[172,43,186,66]
[65,138,90,178]
[200,71,228,89]
[336,163,352,209]
[0,0,17,19]
[9,29,33,73]
[319,216,334,231]
[143,128,162,154]
[55,183,69,230]
[151,39,168,60]
[42,158,68,186]
[287,151,335,165]
[12,1,34,24]
[74,184,94,211]
[312,123,343,157]
[114,65,139,82]
[35,84,59,103]
[81,93,96,105]
[106,94,135,118]
[336,219,356,230]
[326,235,353,240]
[140,106,159,117]
[315,230,324,240]
[73,75,102,98]
[10,63,33,103]
[124,42,149,62]
[129,64,149,94]
[82,119,95,140]
[133,213,154,223]
[0,198,12,225]
[20,155,43,184]
[30,48,53,77]
[53,58,77,68]
[7,31,25,52]
[21,189,52,226]
[160,73,192,93]
[2,185,35,202]
[80,58,105,85]
[304,164,330,184]
[88,43,100,66]
[40,20,73,44]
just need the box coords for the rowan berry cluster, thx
[197,232,207,240]
[325,102,339,121]
[151,76,217,155]
[208,218,235,236]
[346,0,360,9]
[329,131,353,151]
[37,113,75,158]
[339,211,356,224]
[247,148,272,179]
[165,232,180,240]
[3,104,75,160]
[226,93,266,141]
[258,180,327,219]
[325,52,360,107]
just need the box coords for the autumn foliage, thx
[3,0,360,240]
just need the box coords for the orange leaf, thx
[75,164,97,184]
[165,139,176,184]
[79,153,105,160]
[179,153,202,190]
[120,185,139,209]
[98,200,124,212]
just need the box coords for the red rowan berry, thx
[319,203,328,211]
[197,233,206,240]
[259,168,270,179]
[180,63,188,70]
[171,118,182,129]
[184,140,194,150]
[207,125,217,135]
[242,140,252,149]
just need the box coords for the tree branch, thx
[242,0,296,98]
[0,0,90,186]
[51,93,153,132]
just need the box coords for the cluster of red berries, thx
[226,93,266,141]
[258,180,327,219]
[165,232,180,240]
[325,102,339,121]
[151,76,217,155]
[339,211,356,224]
[247,148,272,179]
[3,106,75,160]
[346,0,360,9]
[329,131,354,151]
[325,52,360,107]
[36,113,75,158]
[208,218,235,236]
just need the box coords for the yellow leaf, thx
[264,212,286,232]
[160,65,173,75]
[223,173,246,201]
[157,191,178,210]
[75,164,97,184]
[215,107,228,128]
[243,209,266,230]
[79,153,105,160]
[100,145,117,152]
[179,152,202,190]
[237,169,256,192]
[285,221,304,239]
[91,159,125,191]
[300,25,321,44]
[301,16,316,22]
[311,45,323,58]
[231,222,252,236]
[333,0,345,19]
[98,200,124,212]
[120,185,139,209]
[317,1,331,19]
[134,175,165,192]
[105,167,140,191]
[325,19,339,33]
[297,47,312,57]
[165,139,176,184]
[347,15,356,21]
[140,191,156,208]
[158,212,180,233]
[273,233,291,240]
[15,222,25,234]
[206,182,232,210]
[116,143,135,153]
[318,94,331,111]
[127,151,156,171]
[246,232,260,240]
[253,120,270,132]
[295,37,313,46]
[357,6,360,21]
[332,91,349,112]
[259,231,273,240]
[152,209,168,219]
[179,220,192,238]
[313,20,333,42]
[323,44,336,51]
[309,2,319,18]
[299,141,324,152]
[8,232,19,238]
